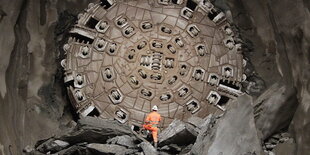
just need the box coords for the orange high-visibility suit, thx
[143,111,161,143]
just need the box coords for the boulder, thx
[179,144,193,155]
[59,117,134,144]
[35,139,70,154]
[87,143,136,155]
[23,145,34,153]
[158,151,171,155]
[273,138,296,155]
[159,144,182,154]
[55,144,91,155]
[32,143,90,155]
[33,117,136,154]
[191,95,263,155]
[107,135,137,148]
[158,119,197,147]
[186,117,203,129]
[139,142,158,155]
[190,115,216,155]
[185,117,205,134]
[254,82,298,139]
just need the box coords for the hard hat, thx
[152,105,158,111]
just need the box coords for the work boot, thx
[154,142,158,149]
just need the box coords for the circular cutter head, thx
[62,0,244,128]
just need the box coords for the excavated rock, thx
[227,0,310,153]
[179,144,193,155]
[191,95,263,155]
[35,139,70,154]
[139,142,158,155]
[254,82,298,140]
[158,119,197,147]
[160,144,182,154]
[262,132,296,154]
[23,145,35,153]
[58,117,134,144]
[190,115,216,155]
[107,135,137,148]
[32,117,135,154]
[182,114,215,155]
[29,143,90,155]
[187,115,216,133]
[158,152,171,155]
[87,143,137,155]
[53,144,89,155]
[272,138,296,155]
[186,117,203,129]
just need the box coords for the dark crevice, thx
[39,0,47,25]
[69,33,94,44]
[87,107,100,117]
[85,17,99,29]
[217,95,230,107]
[54,11,79,121]
[219,79,240,90]
[186,0,198,10]
[100,0,113,9]
[207,11,218,20]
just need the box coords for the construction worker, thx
[143,105,161,148]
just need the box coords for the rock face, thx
[223,0,310,154]
[254,82,298,140]
[191,95,263,155]
[0,1,96,154]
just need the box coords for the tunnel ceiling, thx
[62,0,244,128]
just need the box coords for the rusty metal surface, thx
[62,0,244,128]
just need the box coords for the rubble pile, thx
[262,132,295,155]
[25,116,214,155]
[25,94,271,155]
[26,117,139,155]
